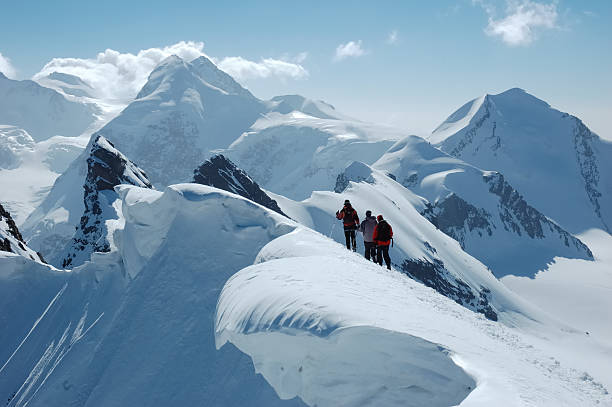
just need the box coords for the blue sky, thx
[0,0,610,136]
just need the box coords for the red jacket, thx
[373,221,393,246]
[336,206,359,228]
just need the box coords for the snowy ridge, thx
[0,72,97,141]
[268,163,551,320]
[373,135,593,277]
[430,95,486,145]
[60,136,152,268]
[215,226,611,407]
[0,203,44,263]
[268,95,353,121]
[430,88,612,234]
[225,112,404,200]
[193,154,286,217]
[1,184,306,406]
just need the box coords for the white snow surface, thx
[225,111,405,200]
[215,228,612,407]
[372,135,592,277]
[1,184,307,407]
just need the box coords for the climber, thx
[373,214,393,270]
[336,199,359,251]
[359,210,378,261]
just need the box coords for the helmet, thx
[377,215,384,221]
[366,210,372,217]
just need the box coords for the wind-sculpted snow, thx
[430,88,612,234]
[216,230,611,407]
[373,135,593,277]
[268,166,543,319]
[1,184,306,406]
[225,112,402,200]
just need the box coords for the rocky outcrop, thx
[0,203,45,262]
[484,172,592,256]
[62,136,152,268]
[334,161,375,193]
[193,154,286,217]
[400,257,497,321]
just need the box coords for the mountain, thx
[0,72,97,141]
[0,125,88,224]
[267,95,351,120]
[193,154,286,217]
[224,112,404,200]
[35,72,96,99]
[429,88,612,234]
[94,55,266,187]
[0,203,44,262]
[372,135,593,277]
[61,136,152,268]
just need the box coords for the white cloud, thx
[334,40,366,61]
[0,52,17,79]
[216,55,308,81]
[387,30,399,45]
[482,1,558,46]
[33,41,309,102]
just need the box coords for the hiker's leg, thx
[376,246,383,266]
[351,231,356,251]
[364,242,371,260]
[383,246,391,269]
[344,230,351,249]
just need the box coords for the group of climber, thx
[335,199,393,270]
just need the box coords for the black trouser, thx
[364,241,377,261]
[377,245,391,269]
[344,228,356,250]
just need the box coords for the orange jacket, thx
[336,206,359,227]
[373,221,393,246]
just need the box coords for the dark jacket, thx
[373,220,393,246]
[336,205,359,229]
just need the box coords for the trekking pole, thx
[329,221,336,238]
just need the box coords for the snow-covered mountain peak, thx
[430,88,612,234]
[0,73,97,141]
[36,71,96,99]
[268,94,347,120]
[190,55,255,98]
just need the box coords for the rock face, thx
[0,203,44,262]
[193,154,286,217]
[61,136,152,268]
[430,88,612,234]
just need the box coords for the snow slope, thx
[225,111,404,200]
[268,162,552,320]
[372,135,592,277]
[0,125,89,224]
[215,230,612,406]
[429,88,612,234]
[0,73,97,142]
[1,184,306,407]
[93,55,266,187]
[268,94,354,121]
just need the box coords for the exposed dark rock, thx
[62,136,152,268]
[193,154,287,217]
[400,257,498,321]
[0,203,25,243]
[448,98,491,158]
[334,161,375,193]
[573,118,609,232]
[484,172,593,257]
[421,194,493,248]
